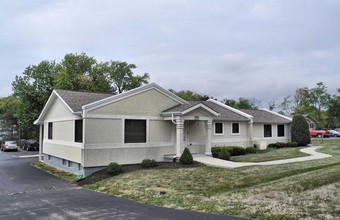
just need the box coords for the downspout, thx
[171,113,176,124]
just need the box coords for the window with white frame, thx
[264,124,272,137]
[124,119,147,143]
[214,122,223,135]
[277,124,285,137]
[231,123,240,134]
[48,122,53,140]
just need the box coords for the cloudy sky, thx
[1,0,340,107]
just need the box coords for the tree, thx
[291,115,311,146]
[224,97,259,109]
[170,89,211,101]
[54,53,112,93]
[327,88,340,128]
[0,96,19,141]
[12,53,149,138]
[12,60,58,138]
[105,61,149,94]
[307,82,330,123]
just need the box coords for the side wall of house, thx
[210,121,252,147]
[42,97,83,175]
[253,123,291,149]
[83,88,180,167]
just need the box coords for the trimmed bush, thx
[218,149,230,160]
[180,147,193,165]
[291,114,311,146]
[211,146,246,158]
[106,162,123,176]
[225,146,246,156]
[141,159,158,168]
[211,146,223,158]
[267,142,287,149]
[287,142,298,147]
[245,146,257,154]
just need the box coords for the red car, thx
[309,129,330,138]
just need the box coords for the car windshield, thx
[6,141,16,144]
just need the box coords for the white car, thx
[328,130,340,137]
[1,141,18,151]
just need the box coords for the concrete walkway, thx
[193,146,332,168]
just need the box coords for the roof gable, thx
[161,101,219,117]
[82,83,188,111]
[34,90,112,125]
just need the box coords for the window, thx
[232,123,240,134]
[48,122,53,140]
[62,159,66,165]
[74,120,83,143]
[214,122,223,134]
[278,124,285,137]
[124,119,146,143]
[264,124,272,137]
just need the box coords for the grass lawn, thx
[33,161,78,183]
[86,140,340,219]
[230,147,309,162]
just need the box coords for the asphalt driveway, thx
[0,150,245,220]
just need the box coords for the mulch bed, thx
[77,161,203,186]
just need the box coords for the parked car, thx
[309,128,330,138]
[1,141,18,151]
[328,130,340,137]
[23,139,39,151]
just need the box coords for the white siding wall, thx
[42,97,82,163]
[211,121,251,147]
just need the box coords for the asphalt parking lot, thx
[0,150,245,220]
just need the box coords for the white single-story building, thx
[34,83,292,177]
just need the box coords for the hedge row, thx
[267,142,298,149]
[212,146,258,159]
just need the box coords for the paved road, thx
[0,150,245,220]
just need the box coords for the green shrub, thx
[287,142,298,147]
[291,114,311,146]
[211,146,223,158]
[218,149,230,160]
[212,146,246,157]
[106,162,123,176]
[141,159,158,168]
[245,146,257,154]
[225,146,246,156]
[180,147,193,165]
[268,142,287,149]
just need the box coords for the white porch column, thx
[176,118,184,157]
[249,119,253,146]
[39,124,43,161]
[205,120,212,156]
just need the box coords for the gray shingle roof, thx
[162,101,250,121]
[240,109,291,124]
[55,90,112,112]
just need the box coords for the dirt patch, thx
[77,162,203,186]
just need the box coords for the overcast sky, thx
[1,0,340,107]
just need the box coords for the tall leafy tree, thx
[0,96,19,141]
[105,61,149,94]
[12,53,149,139]
[327,89,340,128]
[224,97,259,109]
[170,89,211,101]
[12,60,58,138]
